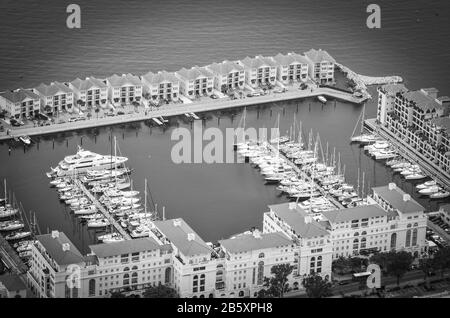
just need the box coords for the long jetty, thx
[74,179,132,240]
[0,86,366,141]
[266,143,344,209]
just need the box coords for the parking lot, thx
[427,215,450,248]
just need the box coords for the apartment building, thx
[175,66,214,98]
[206,60,245,93]
[438,204,450,227]
[372,183,428,257]
[218,231,297,297]
[271,52,309,84]
[304,49,335,84]
[238,56,277,88]
[105,74,142,106]
[0,88,41,119]
[378,84,450,174]
[27,231,172,298]
[263,202,333,280]
[141,71,180,102]
[33,82,74,114]
[69,77,108,108]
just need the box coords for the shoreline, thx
[0,86,366,141]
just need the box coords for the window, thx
[390,233,397,249]
[193,275,198,293]
[412,228,418,246]
[200,274,205,292]
[257,261,264,285]
[258,253,265,258]
[88,279,96,297]
[406,230,411,247]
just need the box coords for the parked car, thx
[117,111,125,115]
[211,94,218,99]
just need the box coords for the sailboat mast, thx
[144,179,147,214]
[361,103,366,135]
[362,171,365,198]
[3,179,6,204]
[357,168,360,197]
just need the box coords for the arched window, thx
[199,295,205,298]
[390,233,397,249]
[310,257,316,274]
[123,267,130,272]
[361,231,367,236]
[354,232,359,236]
[123,273,130,286]
[209,293,214,298]
[131,266,138,271]
[216,270,224,282]
[257,261,264,285]
[193,275,198,293]
[258,253,265,258]
[412,228,418,246]
[353,238,359,250]
[407,224,412,228]
[361,237,367,249]
[200,274,206,292]
[238,291,245,297]
[131,272,138,285]
[406,230,411,247]
[413,223,418,227]
[165,267,171,284]
[88,279,96,297]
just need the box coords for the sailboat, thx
[350,104,378,144]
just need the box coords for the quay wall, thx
[0,87,365,141]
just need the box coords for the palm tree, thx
[95,107,100,119]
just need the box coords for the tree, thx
[87,112,92,120]
[142,284,178,298]
[369,252,390,272]
[385,251,413,286]
[302,273,332,298]
[432,247,450,278]
[44,105,52,114]
[257,264,294,298]
[332,256,351,275]
[419,257,435,289]
[95,107,100,119]
[110,291,126,298]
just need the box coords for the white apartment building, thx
[27,231,173,298]
[238,56,277,88]
[271,53,309,84]
[263,202,333,280]
[69,77,108,108]
[141,71,180,103]
[206,60,245,93]
[438,204,450,227]
[304,49,335,84]
[0,88,41,119]
[33,82,74,114]
[175,66,214,98]
[372,183,428,257]
[377,84,408,125]
[218,231,297,297]
[105,74,143,106]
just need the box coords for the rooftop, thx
[34,82,73,97]
[70,77,107,91]
[0,88,40,103]
[153,218,212,257]
[429,117,450,134]
[240,56,277,69]
[106,73,142,87]
[372,184,424,214]
[176,66,213,81]
[142,71,179,85]
[304,49,336,64]
[268,202,329,238]
[0,274,27,292]
[36,232,85,266]
[219,231,292,254]
[89,237,168,258]
[379,83,408,95]
[321,204,396,224]
[272,52,309,66]
[207,60,244,75]
[402,90,443,111]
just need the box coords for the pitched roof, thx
[272,53,308,66]
[36,232,84,266]
[219,232,292,254]
[429,117,450,134]
[176,67,213,81]
[0,274,27,292]
[0,89,40,103]
[34,82,73,97]
[240,56,277,69]
[379,83,408,95]
[153,219,212,257]
[321,204,396,224]
[402,90,443,111]
[304,49,336,63]
[106,73,142,87]
[142,71,179,85]
[372,185,424,214]
[268,203,329,238]
[70,77,107,91]
[207,60,244,75]
[89,237,168,258]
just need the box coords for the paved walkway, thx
[0,86,365,141]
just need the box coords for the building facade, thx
[33,82,74,114]
[271,53,309,84]
[206,60,245,93]
[69,77,108,109]
[105,74,143,106]
[237,56,277,88]
[141,71,180,103]
[0,89,41,119]
[175,67,214,98]
[304,49,335,84]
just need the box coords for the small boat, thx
[317,96,327,103]
[416,180,437,190]
[19,135,31,145]
[87,218,110,228]
[405,174,426,180]
[98,232,124,243]
[5,231,31,241]
[418,186,440,195]
[0,208,19,219]
[0,220,25,232]
[430,191,450,199]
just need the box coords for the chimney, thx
[388,183,396,191]
[62,243,70,252]
[51,230,59,239]
[187,233,195,241]
[304,215,312,224]
[289,202,297,210]
[403,194,411,202]
[173,219,181,227]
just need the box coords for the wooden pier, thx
[266,143,344,209]
[74,179,132,240]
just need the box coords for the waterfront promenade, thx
[0,86,365,141]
